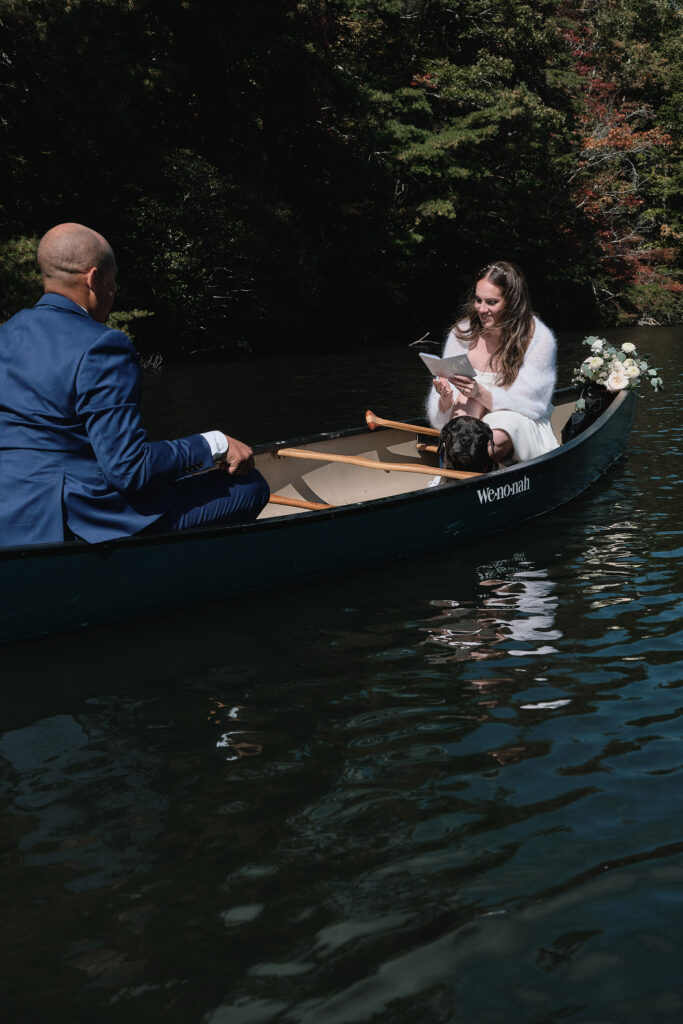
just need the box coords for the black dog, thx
[439,416,496,474]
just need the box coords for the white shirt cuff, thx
[202,430,229,461]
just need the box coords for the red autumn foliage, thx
[560,11,678,315]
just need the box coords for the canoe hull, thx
[0,389,637,643]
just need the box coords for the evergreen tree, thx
[0,0,680,349]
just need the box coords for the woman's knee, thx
[491,429,513,462]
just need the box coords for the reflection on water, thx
[0,709,166,892]
[418,561,564,770]
[422,560,561,664]
[212,700,264,761]
[1,327,682,1022]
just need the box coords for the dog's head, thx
[439,416,496,473]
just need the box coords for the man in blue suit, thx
[0,222,269,547]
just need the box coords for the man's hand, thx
[219,435,255,475]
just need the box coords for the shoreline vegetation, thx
[1,0,680,360]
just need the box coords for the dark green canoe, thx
[0,388,637,644]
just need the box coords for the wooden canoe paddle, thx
[269,494,334,511]
[365,409,441,438]
[274,447,480,481]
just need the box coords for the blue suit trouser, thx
[145,467,269,533]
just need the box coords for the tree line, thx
[0,0,680,358]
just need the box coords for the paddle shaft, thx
[365,409,441,438]
[269,494,334,511]
[275,447,480,481]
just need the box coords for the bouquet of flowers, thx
[572,336,664,411]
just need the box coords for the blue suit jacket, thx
[0,294,212,546]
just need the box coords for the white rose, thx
[624,364,640,378]
[606,369,629,392]
[585,356,604,370]
[591,339,605,352]
[621,342,636,354]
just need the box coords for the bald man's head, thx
[37,223,119,323]
[37,223,115,284]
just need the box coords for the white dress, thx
[426,316,560,463]
[475,370,559,463]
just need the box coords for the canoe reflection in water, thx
[421,556,561,664]
[210,700,264,761]
[421,557,564,766]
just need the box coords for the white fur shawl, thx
[426,316,558,430]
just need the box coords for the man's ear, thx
[83,266,98,292]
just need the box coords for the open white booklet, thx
[419,351,476,379]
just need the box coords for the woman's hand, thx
[433,375,454,413]
[448,374,480,402]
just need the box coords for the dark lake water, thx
[2,326,682,1023]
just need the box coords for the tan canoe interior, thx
[256,399,576,518]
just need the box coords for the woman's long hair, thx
[452,261,534,387]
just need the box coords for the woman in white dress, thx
[426,261,559,464]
